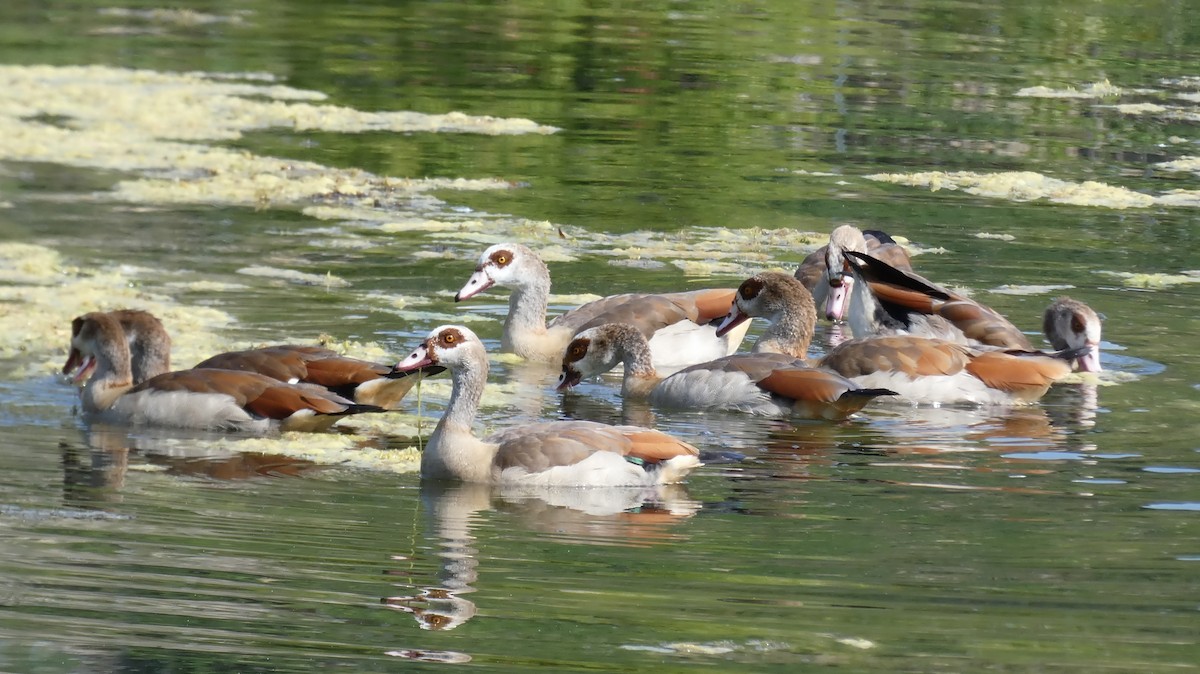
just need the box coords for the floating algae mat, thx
[868,77,1200,209]
[1096,270,1200,289]
[0,243,237,377]
[865,170,1160,209]
[0,64,556,213]
[1014,80,1129,99]
[0,64,849,273]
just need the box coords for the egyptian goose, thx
[794,226,913,321]
[718,272,1084,405]
[454,243,750,368]
[1043,297,1102,372]
[393,325,701,485]
[557,274,895,419]
[65,310,433,409]
[64,312,386,432]
[841,250,1033,350]
[557,323,894,419]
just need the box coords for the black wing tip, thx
[340,403,388,416]
[862,229,899,244]
[847,388,899,398]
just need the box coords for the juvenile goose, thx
[794,226,913,321]
[1043,297,1102,372]
[719,272,1084,405]
[393,325,701,486]
[454,243,749,368]
[65,310,433,409]
[64,312,386,432]
[841,250,1033,350]
[557,321,894,420]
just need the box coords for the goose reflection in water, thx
[383,481,699,631]
[62,422,324,507]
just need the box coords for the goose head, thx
[1043,297,1102,372]
[396,325,487,374]
[454,243,542,301]
[63,313,129,384]
[556,325,632,391]
[822,226,870,321]
[716,272,808,336]
[62,315,95,383]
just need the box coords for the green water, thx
[1,1,1198,672]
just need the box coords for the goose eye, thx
[443,333,457,344]
[496,255,508,265]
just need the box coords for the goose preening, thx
[64,312,390,432]
[393,325,702,486]
[64,309,435,408]
[719,272,1085,405]
[842,250,1033,350]
[454,243,750,368]
[794,225,913,321]
[557,274,895,420]
[1043,297,1103,372]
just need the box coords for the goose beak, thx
[715,305,749,337]
[395,343,436,373]
[63,348,96,384]
[825,273,852,321]
[454,270,493,302]
[556,368,582,392]
[1076,344,1102,372]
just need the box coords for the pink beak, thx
[395,344,435,373]
[1076,344,1102,372]
[454,270,493,302]
[556,368,582,392]
[715,306,749,337]
[824,274,852,321]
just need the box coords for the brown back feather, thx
[964,352,1072,395]
[620,428,700,463]
[131,369,355,419]
[821,336,972,378]
[681,288,737,323]
[756,368,854,404]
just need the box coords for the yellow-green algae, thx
[548,293,605,305]
[989,284,1075,296]
[1014,80,1125,99]
[236,265,350,288]
[164,280,250,292]
[0,64,552,213]
[866,170,1158,209]
[1097,270,1200,288]
[0,243,238,376]
[1057,371,1139,386]
[1155,156,1200,172]
[157,433,423,475]
[0,242,67,285]
[4,63,1195,288]
[1108,102,1200,122]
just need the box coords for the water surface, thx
[1,1,1198,672]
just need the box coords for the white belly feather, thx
[647,319,749,372]
[650,368,789,415]
[847,370,1018,406]
[106,389,272,432]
